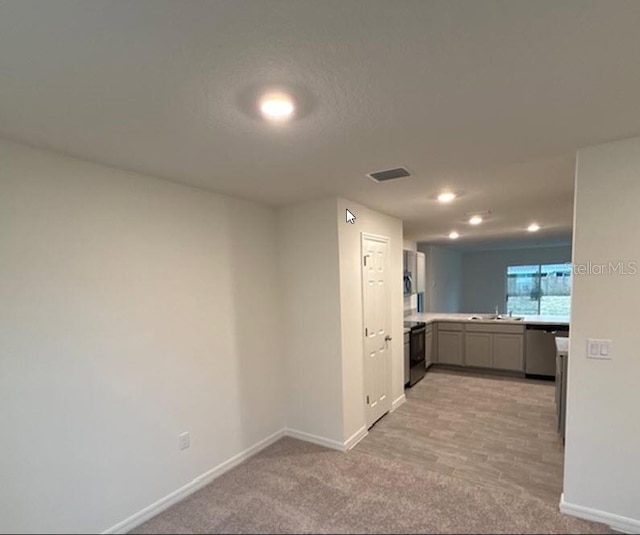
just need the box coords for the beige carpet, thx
[131,437,610,534]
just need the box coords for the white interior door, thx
[362,233,392,428]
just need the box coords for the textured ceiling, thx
[1,0,640,244]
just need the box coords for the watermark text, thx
[569,261,638,276]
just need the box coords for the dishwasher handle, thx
[526,324,569,333]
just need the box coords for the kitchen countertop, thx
[555,337,570,353]
[404,312,570,326]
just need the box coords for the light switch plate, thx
[587,339,612,360]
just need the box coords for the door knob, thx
[385,335,392,341]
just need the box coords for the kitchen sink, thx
[468,314,524,321]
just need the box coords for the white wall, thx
[418,244,463,313]
[0,139,284,533]
[0,139,408,531]
[460,246,572,313]
[278,198,344,444]
[279,197,403,447]
[563,136,640,530]
[337,198,404,442]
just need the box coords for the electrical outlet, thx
[179,431,190,450]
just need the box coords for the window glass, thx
[539,263,572,316]
[506,263,571,316]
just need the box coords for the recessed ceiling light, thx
[469,215,483,225]
[527,223,540,232]
[449,231,460,240]
[437,192,456,203]
[259,92,295,121]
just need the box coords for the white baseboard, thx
[560,493,640,534]
[285,425,367,452]
[102,429,285,535]
[391,393,406,412]
[284,427,345,451]
[343,425,368,451]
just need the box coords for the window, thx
[506,263,571,316]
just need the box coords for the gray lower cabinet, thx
[465,332,493,368]
[493,334,524,371]
[444,322,525,372]
[437,329,464,365]
[464,331,524,371]
[429,321,525,372]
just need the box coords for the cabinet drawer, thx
[437,322,464,332]
[465,323,525,334]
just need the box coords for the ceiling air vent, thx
[367,167,411,183]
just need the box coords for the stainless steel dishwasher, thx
[555,337,569,441]
[525,324,569,377]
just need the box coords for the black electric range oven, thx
[404,321,426,387]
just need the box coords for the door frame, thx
[361,232,392,428]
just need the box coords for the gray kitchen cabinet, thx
[438,322,464,331]
[433,321,525,372]
[437,330,464,365]
[456,322,525,371]
[465,332,493,368]
[493,334,524,371]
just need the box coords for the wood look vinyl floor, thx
[354,367,565,506]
